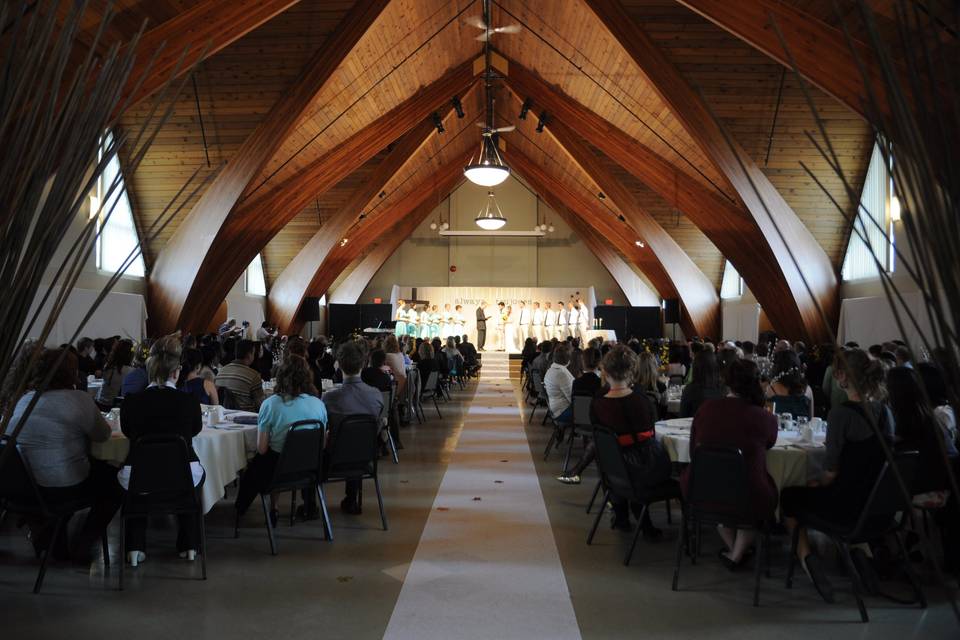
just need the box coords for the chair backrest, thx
[272,421,325,486]
[592,427,636,500]
[769,394,810,419]
[379,391,391,422]
[422,371,439,396]
[0,436,48,512]
[218,386,240,410]
[532,372,546,397]
[125,434,196,512]
[325,414,380,477]
[668,375,685,387]
[686,445,752,521]
[851,450,919,534]
[573,395,592,427]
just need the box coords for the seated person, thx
[120,335,204,565]
[321,341,384,515]
[177,347,219,405]
[215,339,265,412]
[97,338,135,407]
[635,351,666,417]
[557,348,605,485]
[235,355,326,523]
[361,349,394,392]
[121,344,149,396]
[8,348,122,562]
[780,350,894,603]
[590,345,671,538]
[544,343,575,422]
[680,351,725,418]
[416,342,437,384]
[765,349,814,418]
[681,359,778,569]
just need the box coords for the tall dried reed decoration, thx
[702,0,959,621]
[0,1,219,454]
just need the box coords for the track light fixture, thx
[536,111,548,133]
[597,192,606,200]
[519,98,532,120]
[451,96,465,118]
[432,112,445,134]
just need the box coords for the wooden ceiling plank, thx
[119,0,304,113]
[546,118,720,337]
[146,0,391,334]
[503,52,829,341]
[674,0,889,122]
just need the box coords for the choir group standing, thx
[480,299,591,352]
[393,300,465,340]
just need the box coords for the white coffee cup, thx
[810,417,823,433]
[216,405,225,423]
[801,425,814,443]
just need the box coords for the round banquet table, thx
[91,410,259,514]
[655,417,827,493]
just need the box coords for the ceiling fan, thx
[463,0,519,198]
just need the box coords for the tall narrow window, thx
[91,133,145,276]
[841,141,895,281]
[720,260,743,299]
[246,254,266,296]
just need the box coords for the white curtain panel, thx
[26,288,148,346]
[721,301,760,343]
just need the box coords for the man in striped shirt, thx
[215,340,265,412]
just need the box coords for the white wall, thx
[360,176,640,305]
[225,274,265,330]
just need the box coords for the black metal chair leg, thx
[199,510,208,581]
[34,517,64,594]
[541,408,550,426]
[290,491,296,527]
[374,477,388,531]
[586,479,602,514]
[752,529,765,607]
[624,505,647,566]
[316,484,333,541]
[893,531,927,608]
[387,430,399,464]
[434,396,442,419]
[101,532,110,568]
[665,499,672,525]
[672,510,686,591]
[562,427,576,473]
[118,516,126,591]
[837,541,869,623]
[785,526,800,588]
[261,494,277,556]
[234,507,241,539]
[586,491,609,545]
[543,430,557,461]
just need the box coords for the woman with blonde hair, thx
[636,351,666,417]
[383,334,407,399]
[119,334,203,566]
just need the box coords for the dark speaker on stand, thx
[663,298,680,340]
[299,296,321,339]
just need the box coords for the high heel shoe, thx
[178,550,197,561]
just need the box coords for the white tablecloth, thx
[655,418,827,492]
[584,329,617,343]
[91,411,259,513]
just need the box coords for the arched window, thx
[91,133,145,277]
[841,141,896,281]
[245,254,266,296]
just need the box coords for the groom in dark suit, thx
[475,301,491,350]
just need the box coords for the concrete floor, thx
[2,361,958,639]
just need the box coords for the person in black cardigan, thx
[120,335,203,566]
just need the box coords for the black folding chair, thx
[528,372,548,424]
[0,436,110,593]
[784,451,925,622]
[588,428,681,566]
[672,445,770,607]
[118,434,206,590]
[234,421,328,554]
[321,414,388,535]
[559,395,592,474]
[379,390,399,464]
[420,371,442,419]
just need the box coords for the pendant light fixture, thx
[475,191,507,230]
[464,0,514,188]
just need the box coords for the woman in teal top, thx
[234,355,326,522]
[394,300,408,338]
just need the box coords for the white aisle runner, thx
[383,352,582,639]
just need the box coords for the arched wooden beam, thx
[584,0,838,342]
[502,54,832,342]
[328,200,438,305]
[150,59,475,334]
[118,0,303,113]
[674,0,889,122]
[147,0,390,334]
[281,151,472,334]
[267,107,447,331]
[502,145,696,339]
[545,119,720,337]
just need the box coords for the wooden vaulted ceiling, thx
[52,0,915,339]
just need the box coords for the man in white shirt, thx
[555,300,567,341]
[517,301,531,347]
[543,343,575,422]
[495,302,506,351]
[566,302,578,340]
[532,302,544,344]
[543,301,557,343]
[576,300,590,343]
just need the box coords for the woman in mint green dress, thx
[394,300,407,338]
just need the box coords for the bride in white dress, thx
[504,305,517,353]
